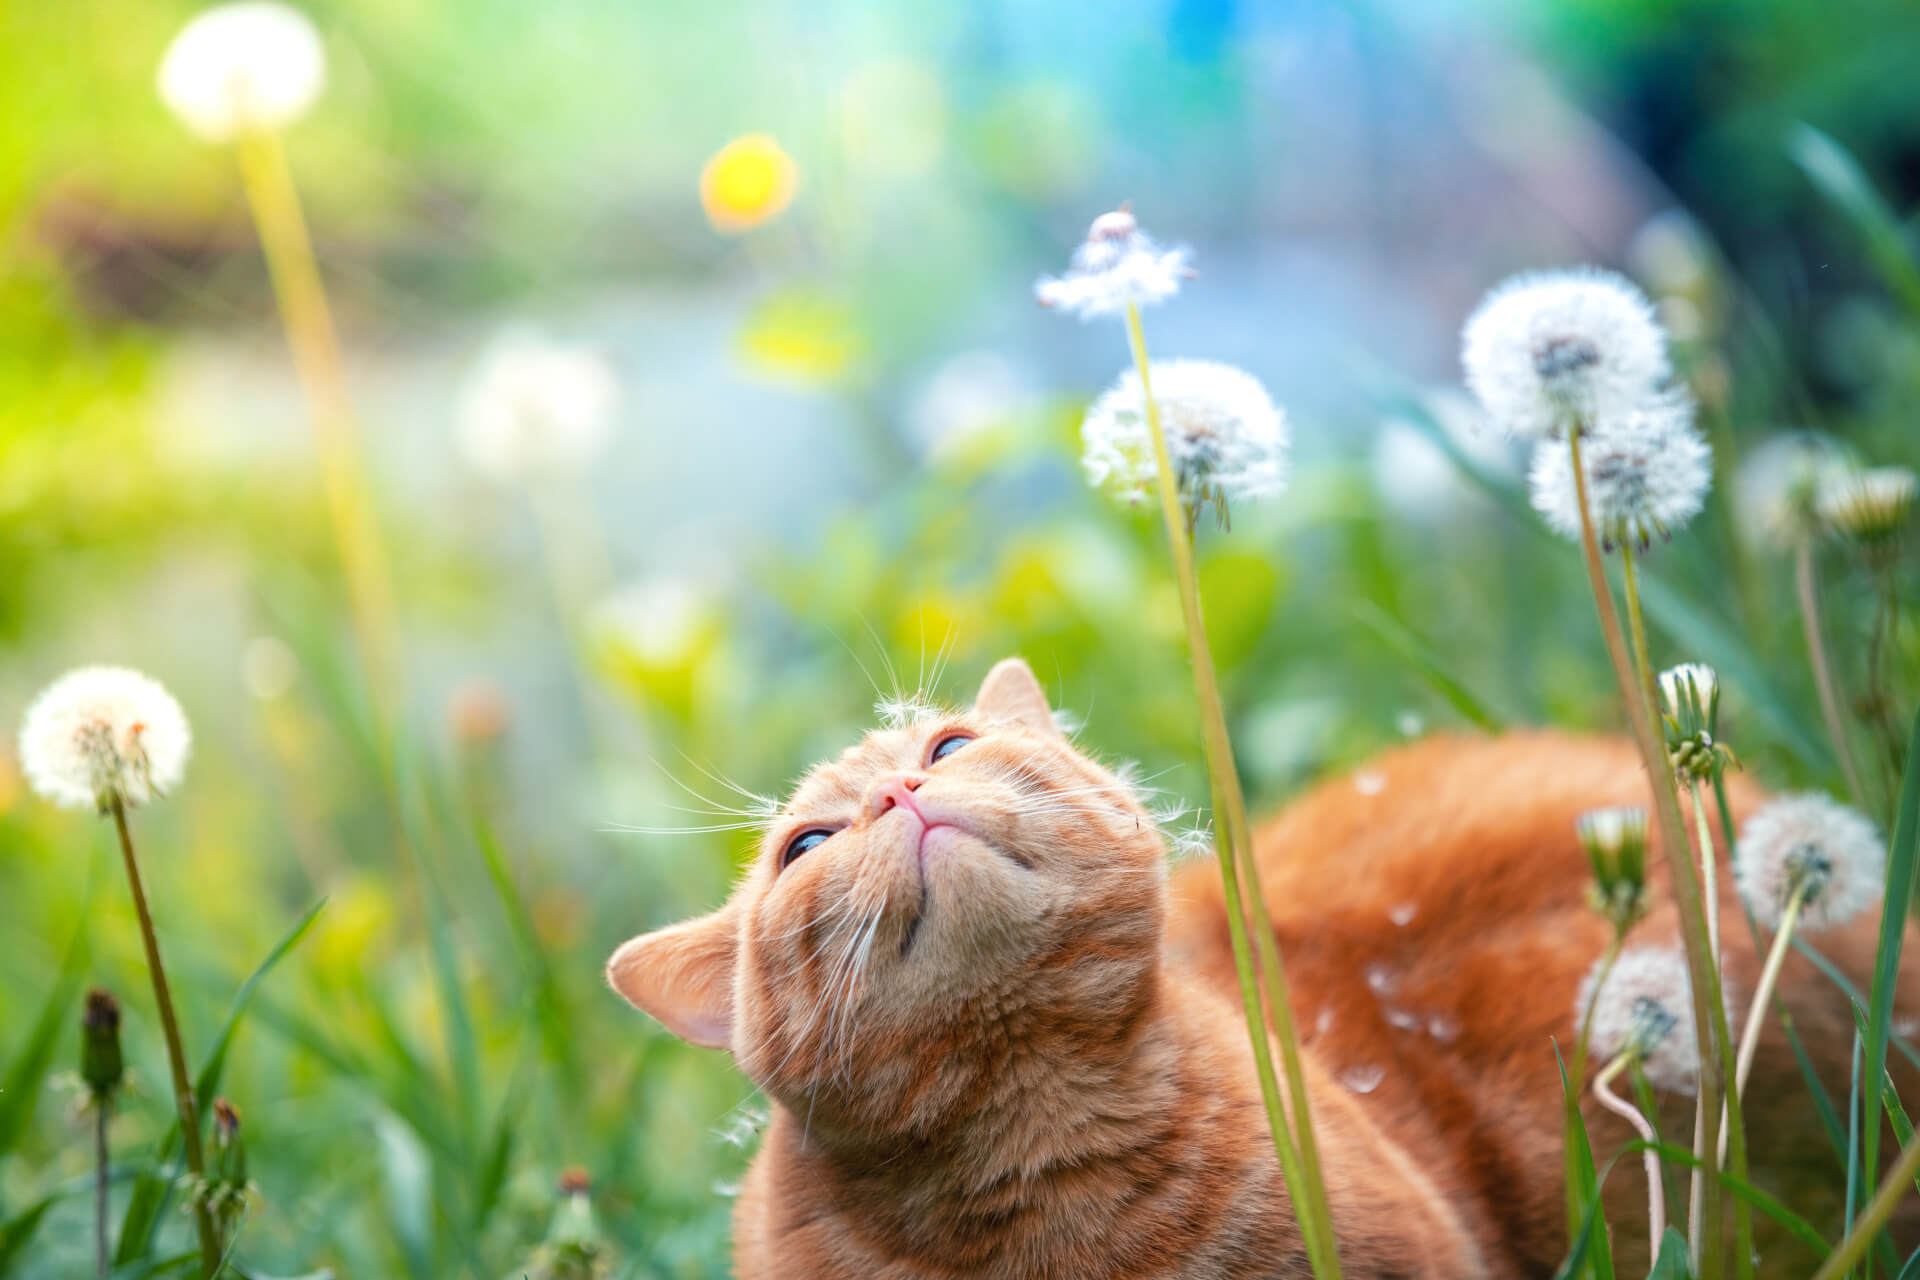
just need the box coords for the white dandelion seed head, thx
[1035,207,1191,320]
[1462,268,1671,441]
[1658,663,1718,720]
[157,3,327,144]
[1735,793,1885,933]
[1527,394,1711,551]
[455,331,621,486]
[1578,946,1726,1094]
[1816,466,1917,547]
[20,667,192,811]
[1169,823,1214,862]
[1081,359,1288,526]
[1731,433,1852,551]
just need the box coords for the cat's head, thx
[607,657,1168,1136]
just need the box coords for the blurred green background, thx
[8,0,1920,1274]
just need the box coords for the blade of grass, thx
[1790,124,1920,320]
[115,900,326,1263]
[1649,1228,1692,1279]
[0,913,89,1157]
[1861,709,1920,1223]
[0,1195,55,1275]
[1557,1044,1616,1280]
[1349,600,1506,730]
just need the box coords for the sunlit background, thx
[7,0,1920,1274]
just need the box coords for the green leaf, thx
[0,1195,55,1275]
[1861,709,1920,1213]
[116,900,326,1263]
[1649,1228,1692,1279]
[0,913,88,1157]
[1789,124,1920,319]
[1637,1141,1832,1259]
[1557,1043,1616,1280]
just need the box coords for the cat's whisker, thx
[675,750,781,816]
[603,821,769,835]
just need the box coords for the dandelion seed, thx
[1315,1008,1335,1037]
[157,2,326,144]
[1426,1013,1460,1042]
[1385,1008,1420,1031]
[1817,466,1916,551]
[1462,268,1670,441]
[1388,901,1417,926]
[701,133,798,234]
[1169,824,1214,862]
[20,667,191,812]
[1735,793,1884,933]
[1353,769,1387,797]
[1577,946,1728,1093]
[1035,205,1191,320]
[1528,394,1711,551]
[1732,433,1851,550]
[456,332,621,486]
[1365,962,1397,995]
[1080,359,1287,529]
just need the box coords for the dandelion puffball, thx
[1732,433,1851,551]
[456,333,621,485]
[1528,395,1711,551]
[20,667,192,810]
[1080,359,1288,527]
[1462,269,1670,441]
[1735,793,1884,933]
[157,3,326,144]
[1036,206,1191,321]
[1578,946,1725,1093]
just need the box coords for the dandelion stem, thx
[1566,430,1741,1280]
[1124,301,1341,1277]
[1719,889,1805,1165]
[94,1098,110,1278]
[1619,542,1660,710]
[109,799,222,1278]
[1812,1131,1920,1280]
[1796,540,1866,805]
[234,127,398,712]
[1572,936,1623,1087]
[1593,1054,1666,1246]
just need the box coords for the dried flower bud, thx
[80,989,124,1104]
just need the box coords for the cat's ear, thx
[974,656,1062,738]
[607,901,739,1049]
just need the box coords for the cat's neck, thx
[739,969,1305,1276]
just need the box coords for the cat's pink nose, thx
[867,770,928,823]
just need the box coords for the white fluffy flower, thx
[1035,206,1191,320]
[1081,359,1288,527]
[1578,946,1727,1093]
[19,667,192,810]
[1528,395,1711,550]
[1735,793,1884,933]
[456,332,621,485]
[1816,466,1917,548]
[157,3,326,144]
[1731,434,1851,551]
[1462,269,1670,440]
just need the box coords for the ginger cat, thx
[608,657,1918,1277]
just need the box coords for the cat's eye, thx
[782,828,832,868]
[928,733,974,765]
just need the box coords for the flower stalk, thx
[82,989,124,1279]
[1124,301,1341,1276]
[1567,430,1747,1279]
[1593,1053,1666,1245]
[1796,539,1867,805]
[233,126,398,709]
[109,798,222,1277]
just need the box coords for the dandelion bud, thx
[80,989,124,1105]
[1817,466,1916,562]
[1035,207,1191,320]
[19,667,192,813]
[1577,947,1730,1093]
[1735,793,1884,933]
[448,679,510,747]
[197,1097,252,1248]
[1657,662,1731,781]
[1462,268,1670,441]
[1576,807,1649,936]
[157,3,326,144]
[1080,359,1288,530]
[518,1167,609,1280]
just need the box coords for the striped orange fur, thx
[609,657,1920,1277]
